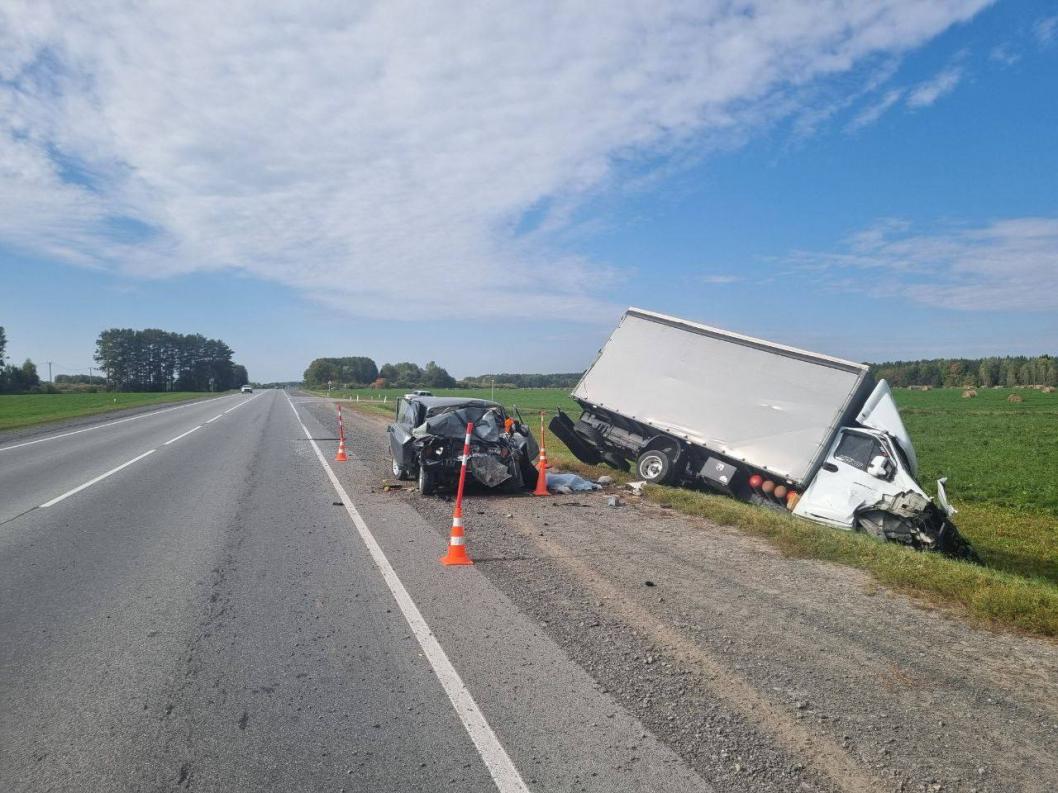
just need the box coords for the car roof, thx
[411,396,503,410]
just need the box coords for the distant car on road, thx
[241,385,253,393]
[407,389,433,397]
[387,395,539,495]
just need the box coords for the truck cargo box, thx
[572,308,872,486]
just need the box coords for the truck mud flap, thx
[549,410,603,465]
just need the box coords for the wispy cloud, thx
[1036,15,1058,46]
[782,216,1058,311]
[988,43,1020,66]
[846,88,906,130]
[700,274,741,285]
[906,66,964,108]
[0,1,994,319]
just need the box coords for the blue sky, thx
[2,1,1056,383]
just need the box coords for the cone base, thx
[440,550,473,566]
[335,453,348,462]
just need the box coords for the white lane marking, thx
[284,393,529,793]
[163,425,202,446]
[39,449,156,508]
[0,394,239,453]
[205,414,223,424]
[224,392,261,413]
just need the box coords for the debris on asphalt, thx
[597,475,615,486]
[644,580,656,587]
[607,495,622,508]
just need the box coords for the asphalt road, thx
[0,389,711,793]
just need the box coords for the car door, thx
[388,398,418,467]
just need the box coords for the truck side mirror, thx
[867,455,892,479]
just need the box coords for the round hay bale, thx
[1008,393,1024,403]
[961,389,977,398]
[1043,386,1056,394]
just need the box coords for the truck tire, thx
[418,464,437,495]
[636,449,674,484]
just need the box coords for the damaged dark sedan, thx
[387,396,539,495]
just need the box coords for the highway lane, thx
[0,392,252,525]
[0,389,712,792]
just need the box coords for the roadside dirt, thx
[329,401,1058,793]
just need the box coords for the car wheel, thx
[636,449,674,484]
[418,464,436,495]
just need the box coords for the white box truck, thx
[550,308,978,560]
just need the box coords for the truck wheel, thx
[392,456,410,481]
[636,449,674,484]
[418,464,436,495]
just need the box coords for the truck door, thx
[793,430,896,528]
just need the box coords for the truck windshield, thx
[833,432,885,472]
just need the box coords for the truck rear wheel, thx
[636,449,674,484]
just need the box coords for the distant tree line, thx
[95,329,249,392]
[303,357,456,389]
[55,374,107,385]
[870,356,1058,388]
[380,361,455,388]
[457,372,583,389]
[0,326,44,394]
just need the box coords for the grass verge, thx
[0,391,223,431]
[642,486,1058,638]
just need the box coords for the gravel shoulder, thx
[325,399,1058,793]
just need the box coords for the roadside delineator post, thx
[533,410,550,496]
[441,421,474,566]
[335,404,348,462]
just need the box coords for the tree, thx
[421,361,456,388]
[94,328,242,392]
[9,359,41,391]
[0,326,6,365]
[378,361,423,387]
[303,357,378,387]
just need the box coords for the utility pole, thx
[46,361,53,382]
[491,376,495,401]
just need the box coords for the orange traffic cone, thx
[441,503,473,566]
[533,410,550,496]
[335,436,348,462]
[441,420,475,566]
[533,447,550,496]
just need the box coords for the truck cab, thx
[793,382,972,557]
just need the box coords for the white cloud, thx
[701,274,741,285]
[0,1,993,319]
[906,66,963,107]
[783,216,1058,311]
[1036,15,1058,46]
[988,43,1020,65]
[846,88,906,130]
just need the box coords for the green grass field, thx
[330,384,1058,636]
[0,391,222,431]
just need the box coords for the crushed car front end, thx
[413,403,538,494]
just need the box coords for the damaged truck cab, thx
[792,381,972,557]
[551,308,979,561]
